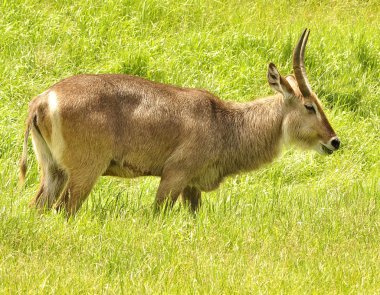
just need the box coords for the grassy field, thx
[1,0,380,293]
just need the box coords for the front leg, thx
[182,186,202,212]
[154,169,189,211]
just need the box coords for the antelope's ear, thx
[267,63,295,99]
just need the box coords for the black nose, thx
[331,138,340,150]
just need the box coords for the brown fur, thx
[20,33,339,216]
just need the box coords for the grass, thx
[0,0,379,293]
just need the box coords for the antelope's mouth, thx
[321,143,334,155]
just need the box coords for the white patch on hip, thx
[48,91,65,164]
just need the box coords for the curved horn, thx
[293,29,312,97]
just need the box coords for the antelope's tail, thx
[19,113,34,184]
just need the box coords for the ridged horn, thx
[293,29,312,97]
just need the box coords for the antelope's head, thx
[267,29,340,155]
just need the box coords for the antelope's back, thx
[44,74,226,171]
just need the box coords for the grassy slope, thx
[0,0,379,293]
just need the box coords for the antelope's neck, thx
[222,95,285,173]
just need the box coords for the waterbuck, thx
[20,29,340,216]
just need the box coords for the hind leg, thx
[182,186,202,212]
[30,165,67,211]
[54,164,106,217]
[29,126,68,211]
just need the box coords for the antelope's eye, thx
[304,104,316,113]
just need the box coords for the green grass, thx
[1,0,380,293]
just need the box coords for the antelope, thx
[20,29,340,216]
